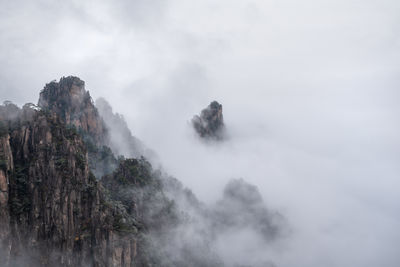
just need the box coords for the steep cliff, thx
[0,130,13,264]
[0,76,192,266]
[38,77,106,146]
[0,103,153,266]
[38,77,117,178]
[37,77,152,177]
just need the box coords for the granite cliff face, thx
[38,77,106,146]
[38,77,117,178]
[0,77,174,266]
[0,123,13,264]
[0,104,148,266]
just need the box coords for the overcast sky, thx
[1,0,400,266]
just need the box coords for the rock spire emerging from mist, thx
[192,101,225,140]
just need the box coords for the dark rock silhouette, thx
[192,101,226,140]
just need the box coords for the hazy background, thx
[1,0,400,266]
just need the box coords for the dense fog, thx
[1,0,399,266]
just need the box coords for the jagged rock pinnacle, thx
[192,101,225,140]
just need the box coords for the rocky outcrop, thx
[192,101,225,140]
[38,77,118,178]
[0,103,151,266]
[38,77,106,146]
[0,77,186,266]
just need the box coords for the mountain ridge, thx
[0,76,284,267]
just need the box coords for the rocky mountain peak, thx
[0,95,153,266]
[38,76,86,108]
[38,76,106,145]
[192,101,225,140]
